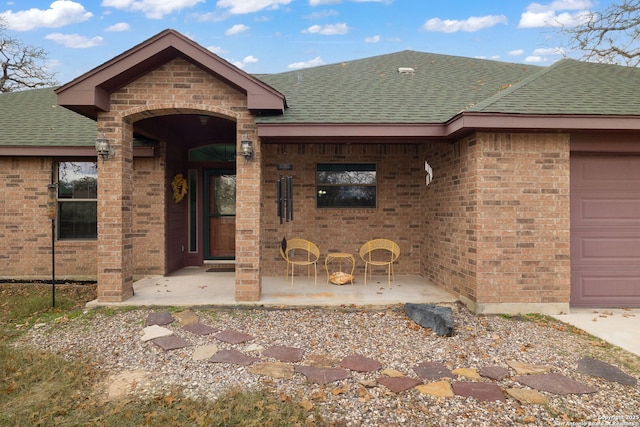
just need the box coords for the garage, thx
[571,153,640,307]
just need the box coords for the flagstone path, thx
[141,310,637,404]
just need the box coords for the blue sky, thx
[1,0,614,84]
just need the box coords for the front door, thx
[204,169,236,260]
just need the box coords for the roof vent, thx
[397,67,415,74]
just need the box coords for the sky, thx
[0,0,616,84]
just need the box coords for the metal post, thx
[48,164,57,308]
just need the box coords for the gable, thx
[55,29,286,120]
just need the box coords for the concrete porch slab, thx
[87,267,458,308]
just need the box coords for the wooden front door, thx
[204,170,236,260]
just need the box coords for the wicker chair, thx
[359,239,400,288]
[279,238,320,287]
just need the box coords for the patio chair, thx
[359,239,400,288]
[279,237,320,287]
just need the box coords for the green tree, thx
[0,19,57,92]
[561,0,640,66]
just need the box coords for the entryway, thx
[203,169,236,260]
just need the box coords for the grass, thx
[0,283,329,427]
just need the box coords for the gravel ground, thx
[17,303,640,426]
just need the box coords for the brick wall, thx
[261,143,425,278]
[0,157,97,280]
[422,133,571,311]
[422,137,479,302]
[474,133,571,307]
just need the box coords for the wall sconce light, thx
[240,133,253,161]
[95,132,115,161]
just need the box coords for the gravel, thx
[17,303,640,426]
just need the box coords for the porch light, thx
[95,132,115,161]
[240,133,253,161]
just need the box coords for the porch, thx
[87,267,458,308]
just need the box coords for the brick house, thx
[1,29,639,314]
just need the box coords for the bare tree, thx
[0,20,57,92]
[561,0,640,67]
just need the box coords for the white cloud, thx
[508,49,525,56]
[518,1,593,28]
[302,23,349,35]
[105,22,130,32]
[423,15,508,33]
[287,56,324,69]
[364,35,380,43]
[216,0,292,14]
[207,45,226,55]
[45,33,104,48]
[533,47,565,55]
[305,9,339,19]
[1,1,92,31]
[101,0,204,19]
[231,55,259,68]
[309,0,341,5]
[225,24,250,35]
[524,55,545,62]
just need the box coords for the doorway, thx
[203,169,236,260]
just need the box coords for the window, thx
[316,163,376,208]
[57,162,97,239]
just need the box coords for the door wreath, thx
[171,173,188,203]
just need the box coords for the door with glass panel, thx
[203,169,236,259]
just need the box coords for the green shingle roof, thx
[470,58,640,115]
[255,50,542,124]
[3,50,640,149]
[0,87,96,147]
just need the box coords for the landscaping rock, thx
[514,373,598,395]
[140,324,173,342]
[404,303,453,336]
[415,381,454,398]
[376,376,422,393]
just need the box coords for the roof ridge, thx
[467,59,572,112]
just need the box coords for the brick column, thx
[235,128,262,301]
[96,116,134,302]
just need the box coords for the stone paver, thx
[192,344,219,361]
[209,349,259,366]
[145,311,174,326]
[479,366,509,381]
[576,357,638,385]
[262,345,305,363]
[415,381,454,398]
[306,354,339,368]
[514,373,598,395]
[294,365,351,385]
[214,329,254,344]
[182,323,218,336]
[340,354,383,372]
[452,382,506,402]
[413,361,454,380]
[173,310,199,326]
[452,368,482,380]
[506,360,552,375]
[376,376,422,393]
[505,388,549,405]
[153,335,191,351]
[249,361,295,379]
[141,324,173,342]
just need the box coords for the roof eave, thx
[0,146,156,157]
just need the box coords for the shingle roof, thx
[470,58,640,115]
[255,50,542,124]
[0,87,96,147]
[3,50,640,150]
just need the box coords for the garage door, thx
[571,154,640,307]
